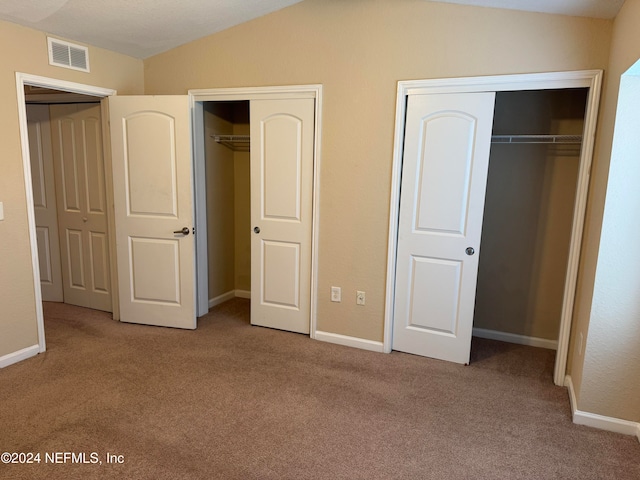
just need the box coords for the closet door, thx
[109,96,195,329]
[50,103,112,312]
[392,92,495,364]
[27,104,63,302]
[250,98,314,334]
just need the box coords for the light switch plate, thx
[0,202,4,221]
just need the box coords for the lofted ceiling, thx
[431,0,624,20]
[0,0,625,59]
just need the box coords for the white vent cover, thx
[47,37,90,72]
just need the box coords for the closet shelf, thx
[491,134,582,144]
[211,134,250,151]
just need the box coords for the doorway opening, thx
[17,73,116,353]
[190,86,323,338]
[384,71,602,386]
[25,87,113,313]
[473,88,589,350]
[202,101,251,309]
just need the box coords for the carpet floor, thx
[0,299,638,479]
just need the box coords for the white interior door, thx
[27,104,63,302]
[250,98,314,334]
[109,96,195,329]
[392,92,495,364]
[50,103,112,312]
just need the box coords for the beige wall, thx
[145,0,611,341]
[475,90,585,341]
[568,0,640,423]
[0,21,143,359]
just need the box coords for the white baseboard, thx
[472,327,558,350]
[209,290,252,308]
[314,330,384,353]
[573,408,640,438]
[565,375,640,441]
[0,344,39,369]
[208,290,236,308]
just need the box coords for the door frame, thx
[384,70,602,386]
[189,85,323,337]
[16,73,117,353]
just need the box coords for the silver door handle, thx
[254,226,260,234]
[174,227,190,235]
[465,247,475,256]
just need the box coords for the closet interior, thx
[473,88,589,347]
[204,101,251,306]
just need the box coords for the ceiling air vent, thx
[47,37,90,72]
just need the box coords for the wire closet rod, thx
[212,134,250,143]
[211,134,250,151]
[491,134,582,144]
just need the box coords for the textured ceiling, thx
[431,0,624,19]
[0,0,626,59]
[0,0,305,58]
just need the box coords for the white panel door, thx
[392,92,495,364]
[250,98,314,334]
[109,96,195,329]
[50,103,112,312]
[27,104,63,302]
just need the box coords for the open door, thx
[392,92,495,364]
[249,98,315,334]
[108,96,196,329]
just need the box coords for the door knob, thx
[173,227,190,235]
[253,226,260,234]
[465,247,475,256]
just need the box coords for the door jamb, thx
[16,73,117,353]
[189,85,323,337]
[384,70,602,386]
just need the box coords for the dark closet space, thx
[474,88,589,346]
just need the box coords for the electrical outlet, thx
[331,286,341,302]
[356,291,365,305]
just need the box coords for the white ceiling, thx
[431,0,624,19]
[0,0,626,59]
[0,0,305,59]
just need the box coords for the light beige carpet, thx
[0,299,638,479]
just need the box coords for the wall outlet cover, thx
[331,286,341,302]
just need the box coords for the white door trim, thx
[384,70,602,386]
[189,85,322,338]
[16,73,116,353]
